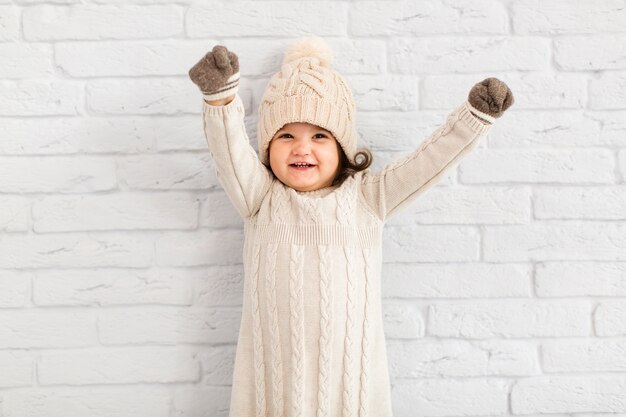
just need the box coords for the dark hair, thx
[331,143,373,187]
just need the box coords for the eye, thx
[314,133,327,139]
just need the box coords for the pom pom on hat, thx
[282,36,333,68]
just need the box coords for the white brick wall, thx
[1,0,625,416]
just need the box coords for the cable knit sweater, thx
[202,94,491,417]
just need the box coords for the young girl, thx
[189,36,513,417]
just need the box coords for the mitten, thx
[467,77,514,124]
[189,45,240,101]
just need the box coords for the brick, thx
[382,300,424,339]
[98,306,241,344]
[460,149,615,184]
[347,74,419,111]
[1,387,171,417]
[512,72,586,109]
[0,43,53,78]
[535,186,626,220]
[428,300,591,338]
[186,2,346,37]
[198,345,236,385]
[154,229,244,267]
[542,339,626,372]
[350,0,508,36]
[0,310,97,348]
[117,153,218,190]
[511,375,626,413]
[424,72,586,110]
[0,6,19,41]
[605,114,626,148]
[0,233,153,268]
[0,271,31,307]
[422,74,501,109]
[384,186,531,226]
[13,0,74,2]
[555,35,626,70]
[195,265,245,307]
[39,347,199,385]
[382,262,531,299]
[56,40,205,77]
[33,268,194,306]
[590,72,626,110]
[0,196,30,232]
[388,339,539,378]
[595,301,626,336]
[382,225,480,262]
[0,351,34,388]
[0,113,208,155]
[86,78,196,115]
[0,156,116,192]
[484,223,626,261]
[487,109,604,148]
[172,387,232,417]
[513,0,626,34]
[200,190,245,228]
[32,192,199,232]
[356,108,455,153]
[23,5,182,41]
[0,80,82,116]
[390,37,550,74]
[394,378,509,416]
[58,38,384,78]
[536,262,626,297]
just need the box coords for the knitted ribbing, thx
[358,247,373,417]
[289,244,305,417]
[317,244,332,417]
[251,243,267,417]
[266,242,284,417]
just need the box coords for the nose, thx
[292,138,311,155]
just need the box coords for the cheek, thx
[268,142,283,162]
[323,147,340,169]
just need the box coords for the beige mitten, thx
[188,45,240,101]
[467,77,514,124]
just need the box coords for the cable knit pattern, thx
[201,94,492,417]
[266,242,284,417]
[317,243,333,417]
[336,186,357,417]
[358,247,373,417]
[289,244,305,417]
[299,193,323,223]
[251,243,267,417]
[271,181,290,223]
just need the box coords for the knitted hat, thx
[257,36,358,166]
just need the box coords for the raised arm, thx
[360,77,514,222]
[190,45,272,218]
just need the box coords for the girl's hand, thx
[189,45,240,102]
[467,77,514,124]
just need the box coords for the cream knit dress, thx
[202,94,491,417]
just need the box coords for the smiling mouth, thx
[289,164,316,170]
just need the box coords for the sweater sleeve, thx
[202,94,273,219]
[360,100,492,222]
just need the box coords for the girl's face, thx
[268,122,341,192]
